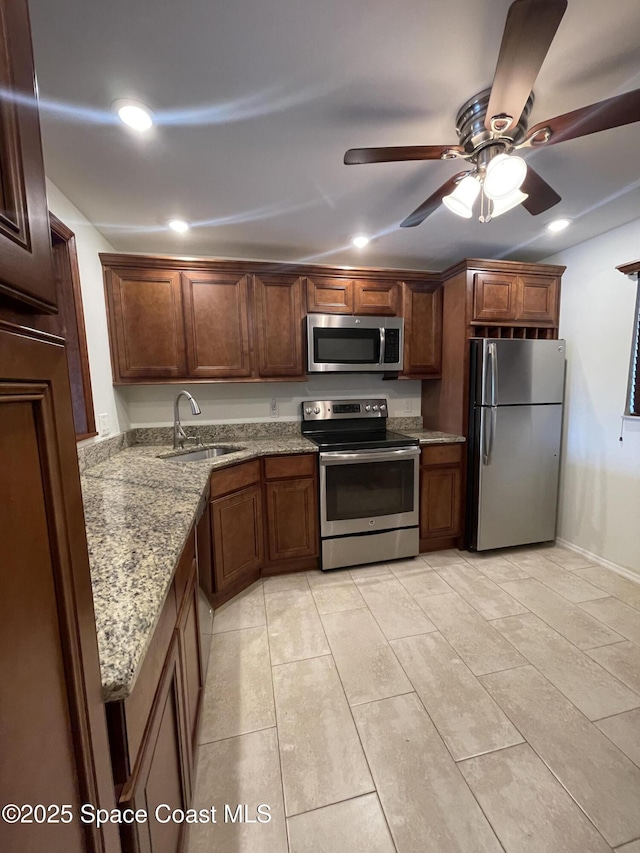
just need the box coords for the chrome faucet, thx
[173,390,202,449]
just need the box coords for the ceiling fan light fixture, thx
[351,235,370,249]
[490,189,528,217]
[483,154,527,200]
[443,175,480,219]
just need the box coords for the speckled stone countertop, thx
[81,436,316,702]
[82,424,463,703]
[401,429,466,444]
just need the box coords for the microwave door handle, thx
[378,327,386,365]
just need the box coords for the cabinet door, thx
[182,271,253,378]
[420,465,462,539]
[265,477,318,562]
[177,564,202,793]
[306,275,353,313]
[119,638,189,853]
[211,484,263,592]
[401,282,442,377]
[473,272,518,322]
[106,267,187,381]
[516,275,559,325]
[196,500,213,603]
[0,326,119,853]
[253,274,304,377]
[354,279,399,316]
[0,0,55,311]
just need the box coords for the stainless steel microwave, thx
[306,315,404,373]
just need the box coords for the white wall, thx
[544,218,640,574]
[120,375,422,427]
[46,179,129,441]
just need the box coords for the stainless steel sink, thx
[162,446,240,462]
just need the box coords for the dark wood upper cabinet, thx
[253,273,304,377]
[105,267,187,382]
[0,0,55,311]
[517,274,559,324]
[353,279,399,316]
[182,270,253,378]
[473,270,560,326]
[306,275,353,313]
[401,281,442,378]
[473,272,519,322]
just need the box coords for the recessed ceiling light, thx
[167,219,190,233]
[114,100,154,132]
[546,218,571,233]
[352,235,370,249]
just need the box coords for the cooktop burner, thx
[301,398,418,452]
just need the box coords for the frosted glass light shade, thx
[484,154,527,200]
[491,189,528,217]
[442,176,480,218]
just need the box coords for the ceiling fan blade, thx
[485,0,567,133]
[524,87,640,147]
[400,172,469,227]
[520,166,561,215]
[344,145,463,165]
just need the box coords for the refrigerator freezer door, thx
[476,403,562,550]
[479,339,566,406]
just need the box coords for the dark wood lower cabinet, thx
[211,482,264,605]
[419,444,464,552]
[264,477,318,563]
[107,533,203,853]
[119,638,188,853]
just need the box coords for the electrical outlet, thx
[98,413,111,436]
[404,399,412,414]
[269,397,278,418]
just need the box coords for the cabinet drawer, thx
[210,459,260,498]
[421,443,464,467]
[263,453,316,480]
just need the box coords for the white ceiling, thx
[29,0,640,270]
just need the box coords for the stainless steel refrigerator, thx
[467,338,566,551]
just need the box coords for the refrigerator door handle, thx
[483,406,497,466]
[488,342,498,406]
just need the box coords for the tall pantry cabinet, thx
[0,2,120,852]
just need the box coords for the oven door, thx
[319,446,420,537]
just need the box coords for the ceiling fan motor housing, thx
[455,88,534,155]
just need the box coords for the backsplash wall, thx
[118,374,422,427]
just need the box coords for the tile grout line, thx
[309,583,399,852]
[476,665,620,849]
[262,579,292,853]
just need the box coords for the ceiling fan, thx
[344,0,640,226]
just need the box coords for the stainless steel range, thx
[302,399,420,570]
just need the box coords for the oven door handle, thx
[320,446,420,465]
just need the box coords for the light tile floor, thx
[188,545,640,853]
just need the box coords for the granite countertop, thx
[400,429,466,444]
[81,424,464,703]
[81,436,317,702]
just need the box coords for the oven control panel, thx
[302,399,388,420]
